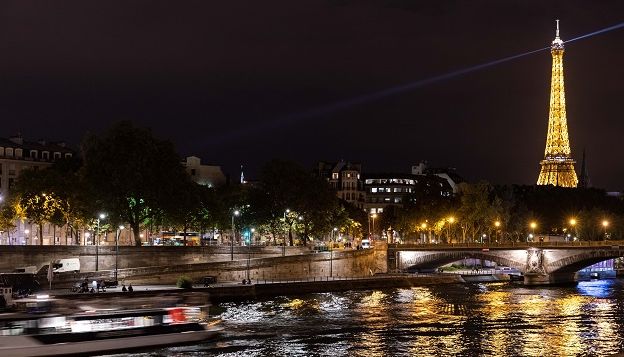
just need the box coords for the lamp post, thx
[371,214,377,240]
[231,210,240,261]
[282,209,290,257]
[95,213,106,272]
[115,225,124,283]
[494,220,501,243]
[529,221,537,242]
[569,218,577,240]
[247,228,255,282]
[421,223,427,243]
[602,220,609,241]
[330,227,337,278]
[24,229,30,246]
[447,217,455,244]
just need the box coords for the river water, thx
[107,279,624,356]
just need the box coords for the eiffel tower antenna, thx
[537,20,578,187]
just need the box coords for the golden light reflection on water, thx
[215,281,624,357]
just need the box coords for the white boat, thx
[0,302,221,357]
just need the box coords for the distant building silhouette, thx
[183,156,226,188]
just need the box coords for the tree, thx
[80,121,190,245]
[251,160,340,246]
[0,204,17,244]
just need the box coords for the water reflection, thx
[107,279,624,357]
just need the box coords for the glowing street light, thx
[371,213,378,239]
[95,213,107,271]
[569,218,577,240]
[231,210,240,261]
[494,220,501,243]
[529,221,537,242]
[602,220,609,241]
[447,217,455,243]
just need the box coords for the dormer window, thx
[332,173,338,179]
[54,152,61,160]
[6,148,14,157]
[30,150,38,159]
[15,148,22,158]
[42,151,49,160]
[65,153,72,158]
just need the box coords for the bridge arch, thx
[547,250,623,273]
[397,250,526,272]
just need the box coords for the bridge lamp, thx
[447,217,455,243]
[494,221,501,243]
[602,220,609,240]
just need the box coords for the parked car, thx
[200,276,217,287]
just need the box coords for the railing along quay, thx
[388,240,624,250]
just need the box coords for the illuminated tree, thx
[81,121,191,245]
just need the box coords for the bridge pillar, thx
[523,248,577,285]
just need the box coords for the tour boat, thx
[0,302,221,357]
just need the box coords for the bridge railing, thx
[388,240,624,250]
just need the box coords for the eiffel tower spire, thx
[537,20,578,187]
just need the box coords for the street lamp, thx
[330,227,337,278]
[371,214,377,239]
[569,218,577,240]
[282,209,290,256]
[24,229,30,246]
[529,221,537,242]
[602,220,609,241]
[421,222,427,243]
[494,220,501,243]
[447,217,455,244]
[247,228,255,282]
[114,225,124,283]
[95,213,106,271]
[231,210,240,261]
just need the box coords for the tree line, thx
[1,121,622,246]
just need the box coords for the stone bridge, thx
[387,241,624,285]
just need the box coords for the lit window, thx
[394,188,401,192]
[384,197,391,202]
[378,208,383,213]
[332,173,339,179]
[394,197,402,203]
[6,148,13,157]
[371,188,378,193]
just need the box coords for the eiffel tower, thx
[537,20,578,187]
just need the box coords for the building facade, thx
[183,156,226,188]
[316,160,365,209]
[0,135,74,199]
[0,135,74,245]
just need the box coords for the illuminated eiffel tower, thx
[537,20,578,187]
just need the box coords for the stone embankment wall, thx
[0,245,310,273]
[2,245,388,287]
[123,247,385,285]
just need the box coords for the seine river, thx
[108,279,624,357]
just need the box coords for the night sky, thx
[1,1,623,189]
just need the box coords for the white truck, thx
[52,258,80,273]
